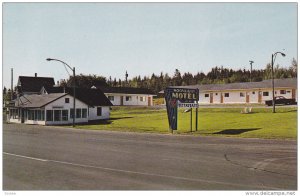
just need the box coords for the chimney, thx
[35,73,37,77]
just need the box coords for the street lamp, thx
[46,58,76,127]
[271,52,286,113]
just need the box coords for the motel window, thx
[108,96,114,101]
[54,110,61,121]
[263,92,269,96]
[97,107,102,116]
[140,96,146,102]
[76,108,82,118]
[205,94,209,97]
[46,110,53,121]
[126,96,132,101]
[82,109,87,118]
[280,90,286,94]
[65,98,70,103]
[240,92,245,97]
[62,110,68,121]
[224,93,229,97]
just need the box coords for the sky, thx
[2,3,297,88]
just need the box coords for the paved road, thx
[3,123,297,190]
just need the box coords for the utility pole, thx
[11,68,13,100]
[249,60,254,82]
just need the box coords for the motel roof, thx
[96,86,156,95]
[162,78,297,93]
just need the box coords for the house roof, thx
[161,78,297,93]
[14,93,67,108]
[42,87,113,107]
[96,86,156,95]
[18,76,55,93]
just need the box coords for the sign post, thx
[164,87,199,133]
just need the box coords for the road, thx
[3,123,297,190]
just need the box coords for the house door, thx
[210,93,213,104]
[258,91,262,103]
[246,93,250,103]
[120,96,124,106]
[220,93,223,103]
[148,97,151,106]
[21,109,25,123]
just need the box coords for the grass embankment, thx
[75,106,297,139]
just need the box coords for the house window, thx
[240,92,245,97]
[54,110,61,121]
[205,94,209,97]
[62,110,68,121]
[76,108,82,118]
[280,90,286,94]
[65,98,70,103]
[224,93,229,97]
[70,109,74,119]
[82,108,87,118]
[28,110,34,120]
[108,96,114,101]
[46,110,53,121]
[126,96,132,101]
[41,111,45,121]
[263,92,269,96]
[97,107,102,116]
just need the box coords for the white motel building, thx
[168,78,297,104]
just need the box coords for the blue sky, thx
[3,3,297,88]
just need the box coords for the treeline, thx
[3,58,297,100]
[59,58,297,94]
[107,58,297,94]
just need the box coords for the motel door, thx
[120,96,124,106]
[220,93,223,103]
[210,93,213,104]
[148,97,151,106]
[246,92,250,103]
[258,91,262,103]
[292,89,296,99]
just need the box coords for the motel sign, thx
[165,87,199,131]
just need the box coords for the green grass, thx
[74,106,297,139]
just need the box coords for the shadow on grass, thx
[213,128,261,135]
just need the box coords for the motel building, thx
[168,78,297,104]
[95,86,156,106]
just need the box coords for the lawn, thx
[75,106,297,139]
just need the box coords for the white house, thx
[166,78,297,105]
[95,86,156,106]
[8,88,113,125]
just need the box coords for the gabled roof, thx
[14,93,67,108]
[18,76,55,93]
[43,87,113,107]
[96,86,156,95]
[164,78,297,92]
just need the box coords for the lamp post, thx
[46,58,76,127]
[271,52,286,113]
